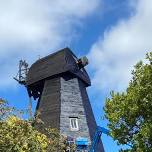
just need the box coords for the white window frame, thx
[69,117,79,131]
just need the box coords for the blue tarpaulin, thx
[76,137,89,146]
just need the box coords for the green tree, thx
[104,52,152,152]
[0,98,16,120]
[0,99,75,152]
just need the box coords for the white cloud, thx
[88,0,152,92]
[0,0,100,88]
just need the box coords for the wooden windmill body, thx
[25,48,104,151]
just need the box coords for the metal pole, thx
[28,96,33,119]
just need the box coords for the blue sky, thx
[0,0,151,151]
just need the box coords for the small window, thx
[70,117,79,131]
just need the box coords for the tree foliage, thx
[0,99,16,120]
[0,99,75,152]
[104,52,152,151]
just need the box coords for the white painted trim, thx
[69,117,79,131]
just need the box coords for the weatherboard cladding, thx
[60,76,91,142]
[36,75,104,152]
[36,77,61,129]
[78,79,104,152]
[27,48,91,87]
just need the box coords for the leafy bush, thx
[0,99,75,152]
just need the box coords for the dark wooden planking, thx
[78,79,105,152]
[27,48,91,87]
[36,77,61,129]
[60,75,91,143]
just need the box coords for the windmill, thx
[14,48,104,151]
